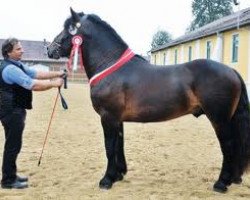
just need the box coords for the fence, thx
[67,72,88,83]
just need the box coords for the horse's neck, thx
[84,46,127,78]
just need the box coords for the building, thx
[0,39,86,83]
[150,7,250,87]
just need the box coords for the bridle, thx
[52,41,61,47]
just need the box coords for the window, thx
[174,49,178,64]
[188,46,192,61]
[232,34,239,63]
[154,54,157,65]
[206,41,211,59]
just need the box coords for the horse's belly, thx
[122,104,190,122]
[121,89,200,122]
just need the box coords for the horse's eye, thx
[68,25,77,35]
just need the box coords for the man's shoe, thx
[1,180,28,189]
[16,175,28,182]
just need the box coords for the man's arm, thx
[23,64,65,80]
[31,78,63,91]
[2,65,63,91]
[35,71,65,80]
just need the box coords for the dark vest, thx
[0,59,32,117]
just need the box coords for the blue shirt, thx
[2,59,37,90]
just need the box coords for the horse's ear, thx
[70,7,81,22]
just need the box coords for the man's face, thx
[7,42,24,61]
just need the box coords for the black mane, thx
[87,14,127,46]
[64,13,127,47]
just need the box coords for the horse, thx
[47,8,250,193]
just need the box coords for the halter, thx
[52,41,61,47]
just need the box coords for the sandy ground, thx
[0,83,250,200]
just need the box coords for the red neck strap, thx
[89,48,135,86]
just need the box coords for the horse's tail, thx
[231,70,250,178]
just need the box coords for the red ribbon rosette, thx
[67,35,84,71]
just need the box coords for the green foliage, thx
[151,30,172,49]
[188,0,234,32]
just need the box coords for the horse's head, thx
[47,8,86,59]
[48,8,128,77]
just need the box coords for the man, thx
[0,38,65,189]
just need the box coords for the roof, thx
[151,7,250,53]
[0,39,66,62]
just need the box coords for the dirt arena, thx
[0,83,250,200]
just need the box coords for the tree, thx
[188,0,234,31]
[151,30,172,49]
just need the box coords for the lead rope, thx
[58,69,68,109]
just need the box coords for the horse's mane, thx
[64,13,127,46]
[87,14,127,45]
[88,14,117,34]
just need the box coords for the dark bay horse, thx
[47,8,250,193]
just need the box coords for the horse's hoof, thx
[213,181,228,193]
[99,177,113,190]
[232,177,242,184]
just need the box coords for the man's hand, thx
[53,78,64,88]
[59,70,68,79]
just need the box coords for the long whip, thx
[37,90,60,166]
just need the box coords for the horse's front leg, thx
[99,118,126,189]
[116,123,127,176]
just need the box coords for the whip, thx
[38,70,68,166]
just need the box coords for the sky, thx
[0,0,250,55]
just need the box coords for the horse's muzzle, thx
[47,46,61,59]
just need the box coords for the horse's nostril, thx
[47,50,60,59]
[47,51,52,58]
[47,52,55,59]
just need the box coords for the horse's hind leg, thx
[99,117,126,189]
[212,121,235,193]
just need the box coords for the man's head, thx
[1,38,24,60]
